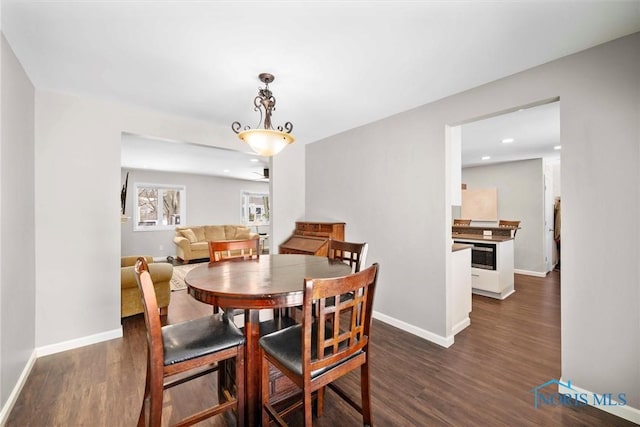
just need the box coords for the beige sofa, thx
[173,225,258,263]
[121,256,173,318]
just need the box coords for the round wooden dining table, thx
[184,254,353,426]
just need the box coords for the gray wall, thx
[462,159,545,273]
[0,34,35,408]
[306,32,640,409]
[121,167,268,259]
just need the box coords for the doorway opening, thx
[120,132,272,262]
[446,98,561,338]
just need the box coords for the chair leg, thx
[316,386,325,417]
[138,359,151,427]
[303,388,313,427]
[261,351,271,427]
[149,370,164,427]
[159,306,168,316]
[138,393,148,426]
[217,359,227,405]
[235,350,245,427]
[361,361,373,426]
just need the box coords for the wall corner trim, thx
[0,350,37,425]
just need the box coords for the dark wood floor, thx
[7,271,636,426]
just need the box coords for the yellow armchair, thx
[121,256,173,318]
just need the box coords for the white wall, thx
[33,88,300,350]
[306,32,640,411]
[0,34,35,409]
[270,140,305,252]
[462,159,545,273]
[121,167,268,259]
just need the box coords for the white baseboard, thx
[36,327,123,357]
[472,287,515,300]
[514,269,547,277]
[0,349,37,426]
[372,310,454,348]
[451,317,471,335]
[558,378,640,424]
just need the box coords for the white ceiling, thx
[121,133,270,181]
[2,1,639,174]
[461,101,560,168]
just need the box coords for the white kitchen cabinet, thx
[451,244,472,335]
[453,238,515,300]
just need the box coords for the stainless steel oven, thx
[454,241,497,270]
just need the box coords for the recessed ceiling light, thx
[482,156,491,160]
[223,169,230,173]
[501,138,515,144]
[250,158,259,162]
[554,145,562,150]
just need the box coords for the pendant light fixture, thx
[232,73,295,156]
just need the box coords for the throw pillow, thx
[180,228,198,243]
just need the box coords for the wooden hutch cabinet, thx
[279,221,345,256]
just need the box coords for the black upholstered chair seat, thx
[162,314,245,366]
[259,323,361,379]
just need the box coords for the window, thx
[134,183,186,231]
[242,191,269,226]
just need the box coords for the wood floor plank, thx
[6,271,637,426]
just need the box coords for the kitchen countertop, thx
[452,233,514,242]
[452,243,473,252]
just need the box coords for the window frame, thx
[241,191,270,226]
[133,182,187,232]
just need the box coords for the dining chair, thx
[208,239,261,316]
[499,219,520,228]
[327,239,368,273]
[453,218,471,226]
[134,257,246,427]
[498,219,521,236]
[289,240,368,322]
[209,238,260,263]
[259,263,379,427]
[323,239,369,313]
